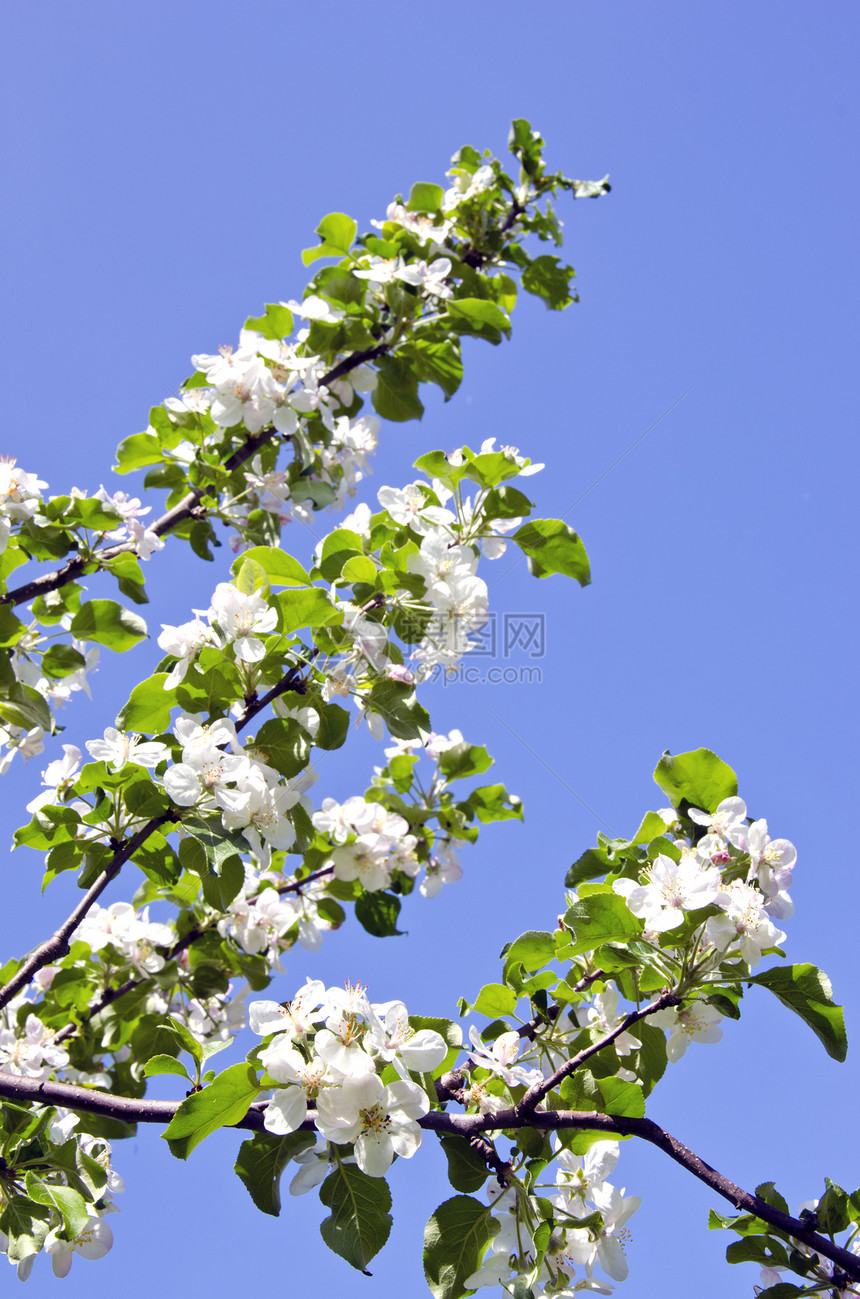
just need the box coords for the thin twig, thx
[516,990,679,1116]
[0,650,317,1013]
[0,347,388,610]
[54,864,337,1044]
[0,812,176,1012]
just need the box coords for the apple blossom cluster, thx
[467,1140,639,1294]
[0,975,69,1083]
[143,159,498,554]
[0,123,600,792]
[0,1103,121,1283]
[373,440,541,679]
[0,622,98,778]
[92,486,164,561]
[216,866,333,970]
[250,980,446,1178]
[71,901,174,980]
[0,456,48,536]
[169,328,384,546]
[158,712,311,868]
[313,727,487,901]
[313,796,419,893]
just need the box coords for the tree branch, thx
[0,1073,266,1133]
[0,811,175,1012]
[0,345,390,610]
[516,990,679,1116]
[420,1107,860,1283]
[3,1070,855,1283]
[54,864,336,1044]
[1,651,318,1013]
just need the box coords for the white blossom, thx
[314,1073,429,1176]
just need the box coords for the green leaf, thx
[558,1066,603,1109]
[251,718,310,778]
[162,1062,260,1158]
[234,1130,315,1217]
[502,930,556,973]
[372,355,424,423]
[308,699,350,750]
[746,964,847,1061]
[367,679,430,740]
[244,302,294,340]
[598,1075,645,1118]
[23,1174,90,1239]
[117,673,173,733]
[179,833,245,911]
[472,983,518,1018]
[236,557,270,597]
[509,118,544,177]
[438,742,493,781]
[448,297,511,339]
[413,450,471,490]
[630,811,670,844]
[114,430,163,474]
[818,1178,851,1233]
[319,1163,392,1273]
[653,748,738,813]
[482,485,534,521]
[235,546,312,587]
[635,1021,668,1097]
[0,681,53,731]
[423,1195,495,1299]
[565,846,614,889]
[521,254,576,309]
[726,1236,790,1268]
[60,496,124,531]
[407,182,444,212]
[143,1054,191,1081]
[754,1181,790,1216]
[354,891,403,937]
[0,606,25,647]
[513,519,590,584]
[0,1195,52,1262]
[274,587,342,633]
[40,644,86,678]
[440,1136,490,1193]
[302,212,358,265]
[561,894,643,958]
[162,1015,204,1067]
[408,337,463,398]
[316,528,364,581]
[70,599,147,651]
[342,554,378,585]
[465,784,523,823]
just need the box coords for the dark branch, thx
[516,990,680,1116]
[0,811,175,1012]
[2,1071,855,1283]
[54,863,336,1044]
[1,647,320,1013]
[421,1107,860,1283]
[0,346,390,610]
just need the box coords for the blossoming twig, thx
[515,989,680,1116]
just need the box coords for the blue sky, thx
[1,2,858,1295]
